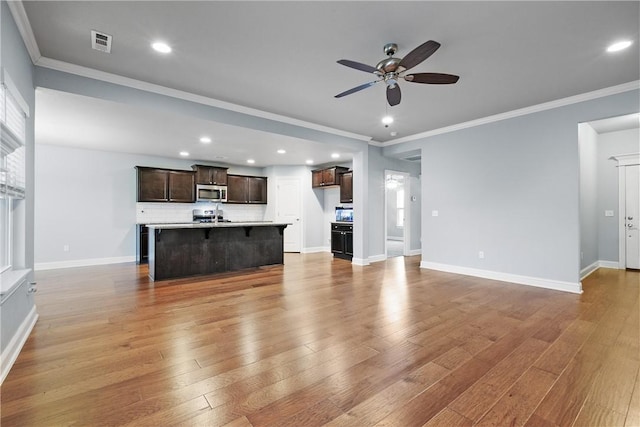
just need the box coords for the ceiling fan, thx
[335,40,459,106]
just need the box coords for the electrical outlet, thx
[478,251,484,259]
[432,210,439,217]
[63,244,70,252]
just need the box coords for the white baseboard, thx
[1,306,38,384]
[34,256,136,271]
[408,249,422,256]
[301,246,330,254]
[581,260,623,280]
[580,261,600,280]
[369,254,387,263]
[598,260,620,269]
[352,257,370,266]
[420,261,582,294]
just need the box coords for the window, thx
[0,198,11,273]
[0,70,28,273]
[396,188,404,228]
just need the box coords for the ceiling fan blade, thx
[404,73,460,84]
[386,85,401,106]
[334,80,379,98]
[337,59,379,74]
[398,40,441,71]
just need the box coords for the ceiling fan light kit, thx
[335,40,460,107]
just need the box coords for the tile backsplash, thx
[136,202,266,224]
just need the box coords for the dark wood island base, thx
[147,223,288,281]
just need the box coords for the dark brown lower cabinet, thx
[136,225,149,264]
[147,225,286,281]
[331,222,353,260]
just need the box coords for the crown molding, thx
[6,0,41,64]
[385,80,640,146]
[35,56,372,143]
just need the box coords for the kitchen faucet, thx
[215,203,220,224]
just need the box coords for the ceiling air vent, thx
[91,30,112,53]
[404,155,422,162]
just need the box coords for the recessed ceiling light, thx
[152,41,172,54]
[277,149,286,154]
[331,153,340,159]
[199,136,211,143]
[306,159,314,165]
[247,159,255,164]
[607,40,632,53]
[390,131,398,137]
[179,151,189,157]
[382,115,394,125]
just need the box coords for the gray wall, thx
[409,175,421,252]
[383,90,639,285]
[578,123,599,271]
[597,128,640,263]
[1,0,36,369]
[34,143,266,265]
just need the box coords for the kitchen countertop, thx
[146,221,290,229]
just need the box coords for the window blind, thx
[0,71,27,198]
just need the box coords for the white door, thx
[277,178,302,252]
[625,165,640,269]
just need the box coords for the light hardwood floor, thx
[1,254,638,426]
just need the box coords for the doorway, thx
[578,113,639,277]
[611,155,640,269]
[385,170,409,258]
[625,165,639,268]
[276,177,302,252]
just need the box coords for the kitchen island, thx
[146,222,289,281]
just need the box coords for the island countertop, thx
[146,221,290,230]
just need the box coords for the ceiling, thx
[17,1,640,166]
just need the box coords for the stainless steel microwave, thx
[196,184,227,202]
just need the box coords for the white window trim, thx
[1,70,30,118]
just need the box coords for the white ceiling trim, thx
[35,56,373,143]
[6,0,41,64]
[384,80,640,146]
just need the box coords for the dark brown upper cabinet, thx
[227,174,267,204]
[136,166,195,203]
[311,166,349,188]
[339,170,353,203]
[192,165,228,185]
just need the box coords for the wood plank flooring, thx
[1,254,638,426]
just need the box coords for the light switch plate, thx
[432,210,439,217]
[605,210,614,217]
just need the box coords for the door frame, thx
[611,153,639,269]
[384,170,410,258]
[276,176,303,252]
